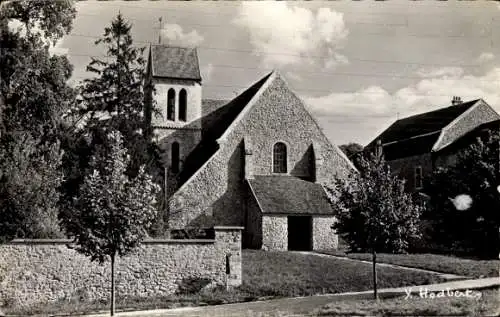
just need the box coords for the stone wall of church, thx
[312,216,338,250]
[243,186,263,249]
[261,215,288,250]
[168,74,354,229]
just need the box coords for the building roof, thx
[247,176,334,215]
[437,119,500,154]
[369,99,479,147]
[366,99,480,160]
[177,72,273,186]
[381,131,441,160]
[150,45,201,81]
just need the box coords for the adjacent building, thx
[365,97,500,193]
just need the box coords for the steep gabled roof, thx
[247,176,334,215]
[150,45,201,81]
[368,99,479,147]
[365,99,480,160]
[177,72,273,186]
[437,119,500,154]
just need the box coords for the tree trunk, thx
[372,250,378,300]
[110,252,116,316]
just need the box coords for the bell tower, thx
[144,44,203,194]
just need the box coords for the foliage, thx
[61,131,160,263]
[339,142,364,166]
[60,130,159,316]
[61,13,162,228]
[1,0,75,43]
[425,131,500,258]
[326,153,423,253]
[1,0,76,140]
[0,0,75,240]
[0,132,64,242]
[66,12,152,173]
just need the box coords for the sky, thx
[54,0,500,146]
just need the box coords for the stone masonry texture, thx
[434,101,500,151]
[261,215,288,251]
[312,216,338,250]
[0,227,242,310]
[168,74,353,230]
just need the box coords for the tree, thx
[0,132,64,242]
[0,0,76,240]
[62,12,160,220]
[339,142,364,167]
[60,131,160,316]
[425,131,500,258]
[325,152,422,299]
[1,0,76,140]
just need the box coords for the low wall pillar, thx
[214,226,243,289]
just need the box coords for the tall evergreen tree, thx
[62,13,159,206]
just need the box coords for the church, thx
[144,45,355,251]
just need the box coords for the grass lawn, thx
[3,250,446,316]
[316,287,499,317]
[239,250,445,297]
[319,249,500,278]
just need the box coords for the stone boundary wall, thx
[0,226,243,309]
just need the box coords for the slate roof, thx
[366,99,480,160]
[177,72,273,186]
[368,99,479,147]
[150,45,201,81]
[247,176,334,215]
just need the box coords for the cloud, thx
[477,52,495,63]
[201,63,214,81]
[160,24,204,47]
[303,67,500,120]
[233,2,348,68]
[415,67,464,79]
[285,71,303,82]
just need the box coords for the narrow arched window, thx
[171,142,180,173]
[273,142,287,173]
[167,88,176,121]
[179,89,187,122]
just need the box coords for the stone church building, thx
[144,45,355,251]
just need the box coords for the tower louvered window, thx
[179,89,187,122]
[167,88,176,121]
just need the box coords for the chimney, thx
[451,96,462,106]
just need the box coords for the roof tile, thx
[151,45,201,80]
[248,176,334,215]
